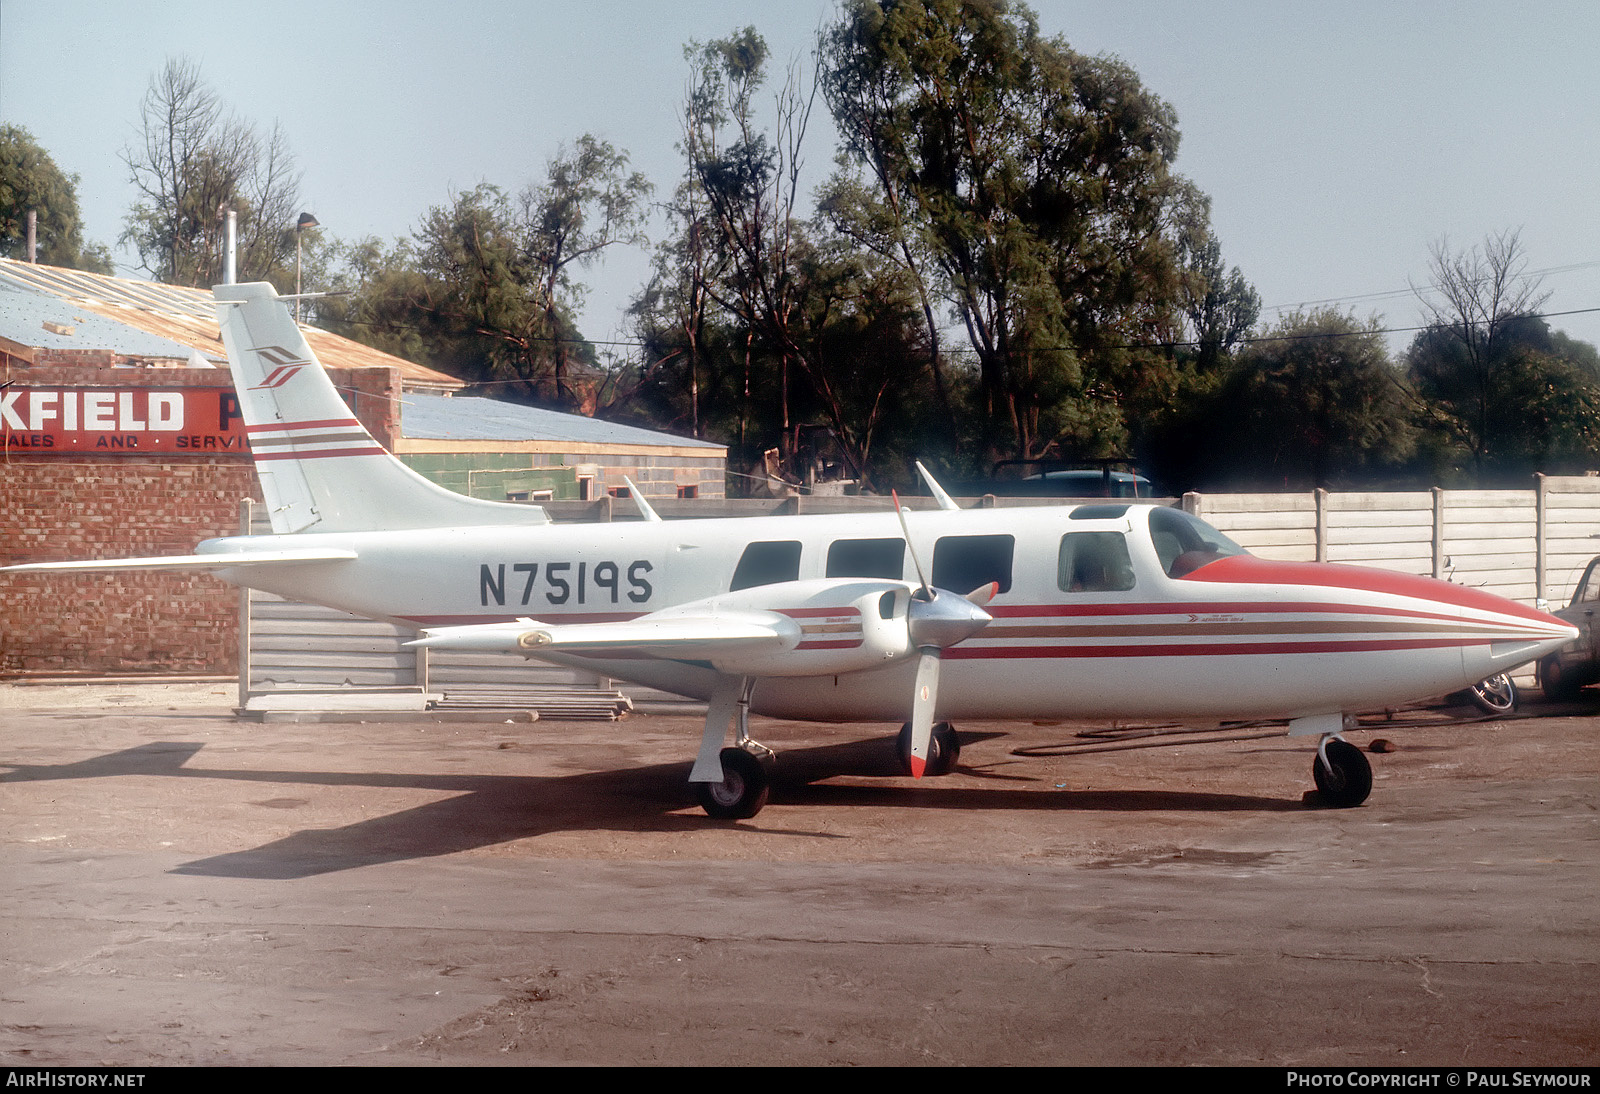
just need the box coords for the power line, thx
[1260,260,1600,316]
[327,297,1600,367]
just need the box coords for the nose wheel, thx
[1312,737,1372,808]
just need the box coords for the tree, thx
[681,28,818,460]
[0,126,112,272]
[1171,185,1259,374]
[821,0,1201,463]
[121,57,303,287]
[521,136,652,406]
[374,184,589,403]
[1403,230,1588,481]
[1408,312,1600,482]
[322,137,649,412]
[1155,309,1413,490]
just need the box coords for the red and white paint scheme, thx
[4,283,1577,818]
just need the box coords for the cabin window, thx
[932,534,1014,595]
[826,537,905,580]
[1068,504,1129,520]
[1058,532,1136,592]
[1148,508,1246,578]
[730,540,802,591]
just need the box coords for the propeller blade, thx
[890,489,932,598]
[965,581,1000,606]
[908,649,941,778]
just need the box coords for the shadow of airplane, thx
[1,728,1301,880]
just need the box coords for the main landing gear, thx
[688,677,969,819]
[695,747,770,820]
[690,677,775,820]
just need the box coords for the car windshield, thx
[1147,508,1247,578]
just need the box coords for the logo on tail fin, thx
[251,363,307,390]
[251,345,310,387]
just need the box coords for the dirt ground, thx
[1,680,1597,1066]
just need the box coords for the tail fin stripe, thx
[246,418,361,434]
[254,447,388,461]
[251,430,372,446]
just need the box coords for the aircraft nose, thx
[1470,626,1579,682]
[1376,571,1579,683]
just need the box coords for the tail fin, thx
[213,282,548,534]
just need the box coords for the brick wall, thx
[0,363,408,675]
[2,457,258,675]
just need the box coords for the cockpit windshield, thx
[1147,508,1247,578]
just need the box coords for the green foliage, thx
[323,137,648,410]
[1407,314,1600,482]
[1149,309,1414,490]
[0,126,112,272]
[821,0,1208,463]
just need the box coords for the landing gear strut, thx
[690,676,775,819]
[1313,737,1372,808]
[897,721,960,776]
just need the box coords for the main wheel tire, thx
[1313,739,1373,808]
[897,721,960,776]
[1467,673,1518,716]
[695,747,770,820]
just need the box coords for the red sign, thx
[0,387,248,454]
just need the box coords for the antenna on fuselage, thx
[622,477,662,523]
[915,461,960,511]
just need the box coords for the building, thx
[0,260,725,675]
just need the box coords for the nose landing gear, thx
[1313,737,1373,808]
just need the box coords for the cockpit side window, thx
[932,534,1014,595]
[730,540,802,591]
[1058,531,1136,592]
[1148,508,1246,578]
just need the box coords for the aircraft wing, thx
[1,548,359,574]
[408,612,796,657]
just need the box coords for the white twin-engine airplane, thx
[5,283,1578,819]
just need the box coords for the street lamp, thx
[294,212,319,322]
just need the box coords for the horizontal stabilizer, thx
[2,547,358,574]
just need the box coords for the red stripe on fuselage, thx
[1178,555,1559,626]
[946,637,1477,659]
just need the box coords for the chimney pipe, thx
[26,210,36,263]
[224,209,237,285]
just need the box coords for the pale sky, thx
[4,0,1598,357]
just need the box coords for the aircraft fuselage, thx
[202,502,1571,725]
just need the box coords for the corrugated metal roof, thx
[0,259,462,388]
[400,392,725,449]
[0,284,212,362]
